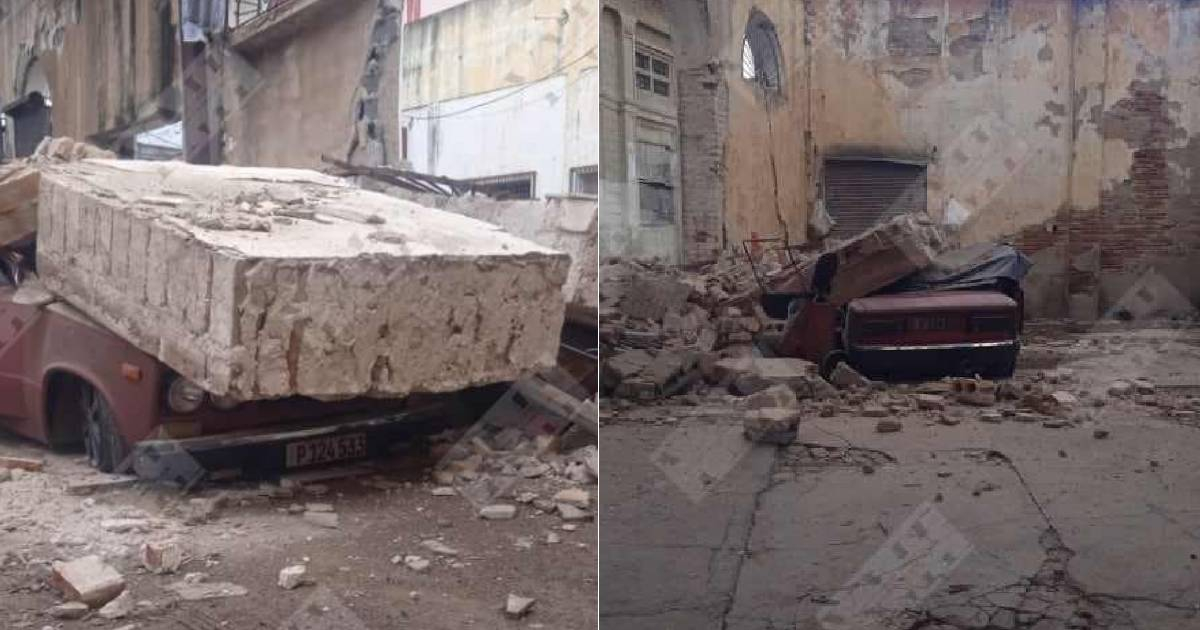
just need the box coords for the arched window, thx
[741,9,782,92]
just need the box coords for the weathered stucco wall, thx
[614,0,1200,317]
[221,0,401,168]
[0,0,179,155]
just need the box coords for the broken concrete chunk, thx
[98,590,134,619]
[552,488,590,509]
[420,539,459,556]
[875,419,903,433]
[35,160,569,400]
[141,541,184,574]
[302,511,340,528]
[48,601,90,619]
[914,394,945,410]
[714,357,819,396]
[277,565,308,589]
[50,555,126,608]
[1107,380,1133,397]
[743,383,800,410]
[479,504,518,520]
[828,362,871,389]
[743,409,801,445]
[505,593,536,619]
[404,555,431,572]
[557,504,592,521]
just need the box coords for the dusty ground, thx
[600,323,1200,629]
[0,428,597,630]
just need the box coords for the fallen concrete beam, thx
[0,165,39,246]
[360,184,598,325]
[822,213,947,305]
[36,160,570,400]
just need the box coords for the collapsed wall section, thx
[36,159,570,400]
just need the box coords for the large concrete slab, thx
[36,159,569,400]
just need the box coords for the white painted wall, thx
[405,71,598,197]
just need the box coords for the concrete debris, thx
[302,511,340,528]
[140,541,184,574]
[914,394,945,410]
[34,159,569,400]
[714,357,821,396]
[1133,379,1156,394]
[278,565,308,589]
[98,590,135,619]
[949,377,997,407]
[815,213,947,306]
[0,468,9,483]
[431,486,457,496]
[828,362,871,389]
[744,384,800,410]
[479,504,518,520]
[50,555,126,607]
[165,574,249,601]
[404,555,431,572]
[743,409,802,445]
[875,419,903,433]
[48,601,90,619]
[421,539,459,556]
[557,504,592,521]
[505,593,536,618]
[862,405,890,418]
[0,456,45,472]
[1108,380,1134,397]
[552,488,590,509]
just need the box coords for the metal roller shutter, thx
[824,160,927,240]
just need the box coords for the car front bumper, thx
[848,340,1019,380]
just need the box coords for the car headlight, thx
[167,377,206,413]
[210,394,241,411]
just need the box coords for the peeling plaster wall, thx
[627,0,1200,317]
[220,0,400,168]
[0,0,179,155]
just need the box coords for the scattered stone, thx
[1136,394,1158,406]
[305,502,334,512]
[421,540,459,556]
[552,488,590,509]
[743,383,800,410]
[101,518,151,534]
[98,590,134,619]
[546,532,562,544]
[875,419,902,433]
[1093,429,1110,440]
[185,496,224,523]
[1133,379,1155,395]
[165,576,248,601]
[862,406,890,418]
[277,565,308,590]
[557,504,592,521]
[828,362,871,389]
[430,486,457,496]
[950,378,996,407]
[743,408,801,445]
[1050,391,1079,407]
[48,602,89,620]
[50,555,126,607]
[302,511,340,529]
[1108,380,1134,397]
[1042,419,1071,429]
[0,455,45,471]
[979,411,1003,423]
[404,556,430,572]
[480,504,518,520]
[140,541,184,574]
[914,394,945,411]
[505,593,536,619]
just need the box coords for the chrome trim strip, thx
[850,340,1018,352]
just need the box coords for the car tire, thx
[819,351,847,380]
[81,386,128,473]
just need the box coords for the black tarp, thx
[882,242,1032,295]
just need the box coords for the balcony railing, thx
[230,0,297,28]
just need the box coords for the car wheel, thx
[81,386,128,473]
[819,351,847,380]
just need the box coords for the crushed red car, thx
[761,242,1031,380]
[0,237,461,477]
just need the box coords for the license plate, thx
[910,316,951,332]
[285,433,367,468]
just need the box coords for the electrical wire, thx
[404,45,598,121]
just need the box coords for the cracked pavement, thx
[600,326,1200,629]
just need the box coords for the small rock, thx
[430,486,456,496]
[277,565,307,590]
[743,384,800,410]
[404,556,431,572]
[914,394,945,411]
[1133,379,1155,394]
[1042,419,1071,429]
[875,419,902,433]
[303,511,339,529]
[98,590,134,619]
[505,593,536,618]
[421,540,459,556]
[140,541,184,574]
[1093,429,1110,439]
[828,362,871,389]
[742,408,801,445]
[862,406,890,418]
[50,555,126,607]
[552,488,590,509]
[937,415,961,426]
[979,411,1003,423]
[305,502,334,512]
[480,504,517,520]
[48,602,89,620]
[1107,380,1133,397]
[546,532,562,544]
[557,504,592,521]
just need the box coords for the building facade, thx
[600,0,1200,319]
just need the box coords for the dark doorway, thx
[3,92,51,158]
